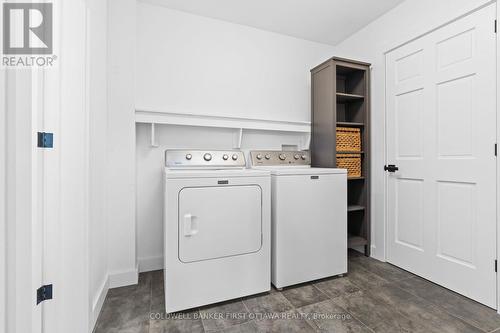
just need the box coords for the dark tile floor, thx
[94,251,500,333]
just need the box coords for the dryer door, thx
[178,185,262,263]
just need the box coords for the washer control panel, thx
[165,150,246,168]
[250,151,310,166]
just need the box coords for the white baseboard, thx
[138,255,164,273]
[90,266,139,330]
[90,276,109,330]
[108,266,139,288]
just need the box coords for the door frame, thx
[41,0,91,332]
[1,66,6,333]
[495,0,500,314]
[383,1,499,311]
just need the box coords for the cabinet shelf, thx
[348,205,365,212]
[336,92,365,103]
[348,177,365,181]
[337,122,364,127]
[337,151,364,154]
[348,236,368,247]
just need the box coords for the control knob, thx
[279,154,286,161]
[222,154,229,160]
[265,154,271,160]
[301,155,307,160]
[203,153,212,161]
[185,154,192,160]
[294,154,300,160]
[232,154,238,161]
[256,154,263,160]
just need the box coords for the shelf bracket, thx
[300,132,311,151]
[150,123,159,148]
[233,128,243,149]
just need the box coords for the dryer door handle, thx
[183,214,198,237]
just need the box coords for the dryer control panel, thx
[250,151,310,166]
[166,150,246,168]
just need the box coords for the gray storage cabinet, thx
[310,57,371,256]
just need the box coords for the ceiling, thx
[140,0,405,45]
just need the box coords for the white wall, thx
[136,126,308,271]
[333,0,493,260]
[136,2,334,122]
[107,0,138,286]
[135,2,335,271]
[88,0,109,328]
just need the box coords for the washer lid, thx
[253,166,347,176]
[164,168,270,179]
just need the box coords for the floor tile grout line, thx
[361,279,487,333]
[349,257,419,283]
[323,275,435,333]
[310,281,332,300]
[210,320,256,333]
[241,297,251,314]
[337,289,430,332]
[387,280,494,333]
[349,258,499,332]
[325,296,376,333]
[299,271,378,333]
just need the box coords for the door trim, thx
[384,0,496,55]
[0,62,6,333]
[495,1,500,314]
[383,1,499,311]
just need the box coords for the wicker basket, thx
[337,154,361,178]
[336,127,361,152]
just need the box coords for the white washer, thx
[250,150,347,289]
[164,150,271,313]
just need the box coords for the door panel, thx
[395,179,424,251]
[178,185,262,263]
[386,4,497,307]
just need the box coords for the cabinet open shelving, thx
[336,92,365,103]
[337,121,364,127]
[311,57,371,256]
[348,236,368,248]
[337,151,364,155]
[348,205,365,212]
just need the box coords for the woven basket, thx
[336,127,361,152]
[337,154,361,178]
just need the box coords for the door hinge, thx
[36,284,53,305]
[495,260,498,273]
[37,132,54,148]
[495,19,497,33]
[495,143,497,156]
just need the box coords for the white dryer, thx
[164,150,271,313]
[250,150,347,289]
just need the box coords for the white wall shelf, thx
[135,109,311,149]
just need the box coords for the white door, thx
[178,185,262,262]
[386,4,497,308]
